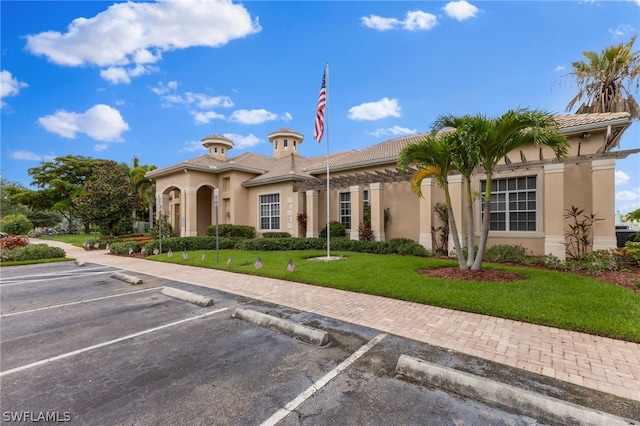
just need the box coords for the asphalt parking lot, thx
[0,261,635,425]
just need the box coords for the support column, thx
[179,190,187,237]
[350,185,363,240]
[544,164,566,260]
[591,159,616,251]
[183,187,197,237]
[371,183,385,242]
[447,175,464,253]
[305,190,319,238]
[419,178,435,250]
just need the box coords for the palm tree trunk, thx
[465,179,475,268]
[472,175,492,271]
[445,187,467,270]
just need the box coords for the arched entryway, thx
[196,185,215,236]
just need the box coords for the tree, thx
[398,131,467,269]
[401,109,569,271]
[0,178,30,217]
[625,208,640,223]
[73,161,142,236]
[566,35,640,124]
[12,155,102,233]
[27,210,62,229]
[129,157,157,227]
[1,214,33,235]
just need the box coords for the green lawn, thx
[36,233,97,247]
[148,249,640,343]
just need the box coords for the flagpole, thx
[324,62,330,259]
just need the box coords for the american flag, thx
[227,256,232,265]
[201,252,206,260]
[128,247,133,255]
[94,242,99,249]
[182,249,188,259]
[141,247,146,255]
[106,244,110,251]
[255,257,262,269]
[314,67,327,143]
[287,259,295,272]
[153,247,159,255]
[168,249,173,257]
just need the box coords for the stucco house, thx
[146,112,638,260]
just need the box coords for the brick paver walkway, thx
[29,240,640,402]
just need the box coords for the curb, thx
[110,272,143,285]
[395,355,634,426]
[161,287,214,307]
[74,260,86,267]
[232,308,329,346]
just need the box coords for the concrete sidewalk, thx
[30,240,640,403]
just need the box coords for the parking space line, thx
[0,288,160,317]
[0,307,229,377]
[0,270,123,287]
[260,332,388,426]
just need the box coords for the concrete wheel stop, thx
[232,308,329,346]
[110,272,143,285]
[160,287,214,307]
[395,354,634,426]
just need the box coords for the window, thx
[339,192,351,229]
[363,190,369,204]
[481,176,537,231]
[284,139,288,149]
[259,194,280,230]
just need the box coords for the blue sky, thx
[1,0,639,213]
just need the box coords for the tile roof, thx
[149,112,632,183]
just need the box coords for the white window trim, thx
[472,170,544,238]
[258,192,281,231]
[339,191,351,230]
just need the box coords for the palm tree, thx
[129,157,157,228]
[566,35,640,124]
[398,131,467,269]
[468,109,569,270]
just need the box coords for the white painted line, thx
[0,307,228,377]
[0,265,114,280]
[260,332,387,426]
[0,270,122,287]
[0,288,160,317]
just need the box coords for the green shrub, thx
[320,221,345,238]
[142,236,236,255]
[484,245,527,263]
[1,244,65,262]
[1,214,33,235]
[628,232,640,243]
[83,240,109,250]
[262,232,291,238]
[206,224,255,239]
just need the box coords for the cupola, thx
[268,128,304,159]
[201,134,233,161]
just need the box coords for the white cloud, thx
[191,110,225,124]
[403,11,438,31]
[25,0,261,84]
[181,140,208,153]
[348,97,401,121]
[222,133,262,150]
[93,144,109,152]
[370,125,417,137]
[616,170,630,185]
[554,65,566,72]
[38,104,130,142]
[229,109,291,125]
[362,11,436,31]
[11,151,54,162]
[443,1,480,21]
[608,24,636,38]
[1,70,28,108]
[616,188,640,201]
[361,15,400,31]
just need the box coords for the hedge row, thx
[108,235,432,258]
[1,244,65,262]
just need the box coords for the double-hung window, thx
[481,176,537,231]
[259,194,280,230]
[339,192,351,230]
